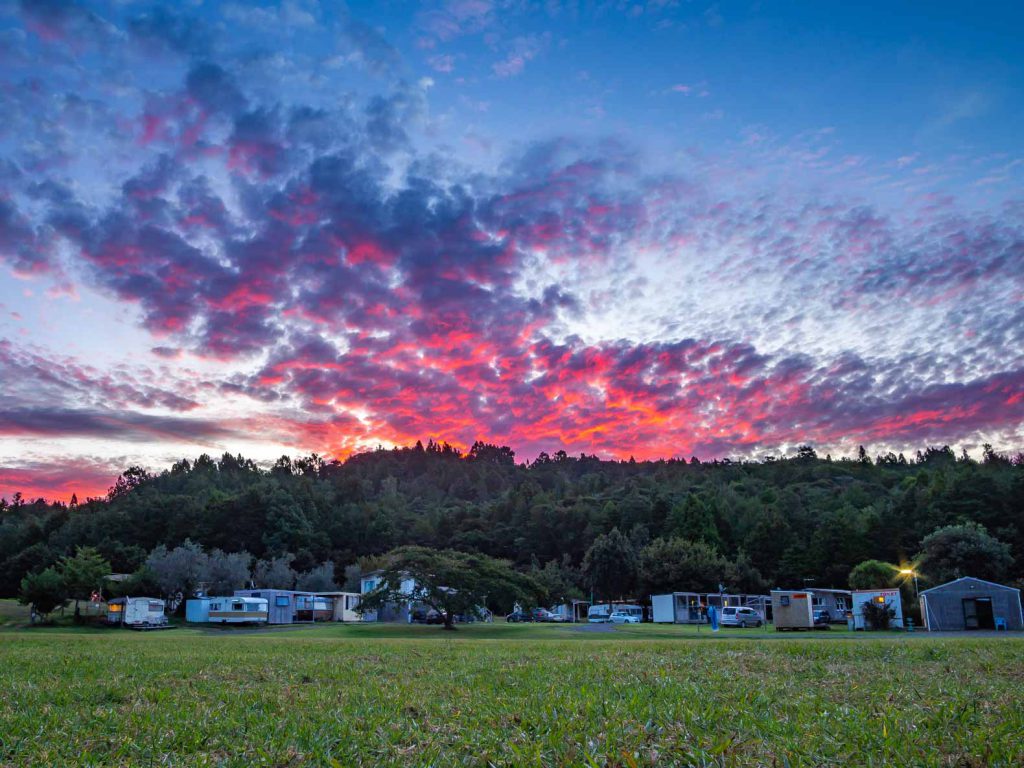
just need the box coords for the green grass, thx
[0,598,30,628]
[1,623,1023,766]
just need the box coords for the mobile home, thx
[186,596,269,624]
[919,577,1023,631]
[852,589,904,629]
[771,590,815,630]
[318,592,362,622]
[809,588,851,622]
[106,597,168,629]
[652,593,705,623]
[651,593,770,624]
[233,589,316,624]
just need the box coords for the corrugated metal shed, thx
[919,577,1023,631]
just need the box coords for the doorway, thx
[962,597,995,630]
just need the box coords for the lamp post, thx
[899,568,919,600]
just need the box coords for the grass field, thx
[1,617,1023,767]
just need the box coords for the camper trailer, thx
[186,596,269,624]
[233,590,317,624]
[106,597,168,629]
[771,590,815,630]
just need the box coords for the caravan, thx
[106,597,168,629]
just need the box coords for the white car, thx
[719,606,764,628]
[609,611,641,624]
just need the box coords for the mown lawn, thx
[1,624,1022,767]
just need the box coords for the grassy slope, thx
[1,624,1022,767]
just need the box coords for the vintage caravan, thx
[186,596,269,624]
[106,597,168,629]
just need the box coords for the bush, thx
[861,599,896,630]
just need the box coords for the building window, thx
[275,596,290,607]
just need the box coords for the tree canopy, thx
[2,443,1023,603]
[358,546,543,629]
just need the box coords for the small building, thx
[852,589,904,630]
[233,589,316,624]
[186,596,269,624]
[651,592,705,623]
[295,594,333,622]
[550,600,590,623]
[317,592,362,622]
[106,597,167,629]
[809,588,851,621]
[771,590,814,630]
[919,577,1023,631]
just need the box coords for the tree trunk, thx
[443,611,456,630]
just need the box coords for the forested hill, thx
[2,441,1023,597]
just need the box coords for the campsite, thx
[2,598,1023,767]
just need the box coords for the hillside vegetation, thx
[2,442,1022,598]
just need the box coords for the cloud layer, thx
[1,1,1022,500]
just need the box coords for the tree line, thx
[3,441,1023,611]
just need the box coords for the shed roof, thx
[919,576,1020,596]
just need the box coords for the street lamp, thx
[899,568,919,599]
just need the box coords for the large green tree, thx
[59,547,110,619]
[358,546,542,630]
[639,537,730,596]
[848,559,896,590]
[916,523,1013,585]
[582,528,639,601]
[19,567,67,621]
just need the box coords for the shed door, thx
[963,598,995,630]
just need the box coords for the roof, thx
[920,576,1020,596]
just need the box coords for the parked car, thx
[531,608,557,622]
[720,606,764,628]
[505,611,534,623]
[812,610,833,630]
[609,611,641,624]
[425,610,444,625]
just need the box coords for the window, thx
[246,603,261,612]
[812,596,825,608]
[211,602,221,611]
[275,595,290,607]
[835,597,849,611]
[232,602,244,611]
[148,602,163,612]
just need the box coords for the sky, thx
[1,0,1023,502]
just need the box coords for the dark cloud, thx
[185,62,247,117]
[0,406,234,442]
